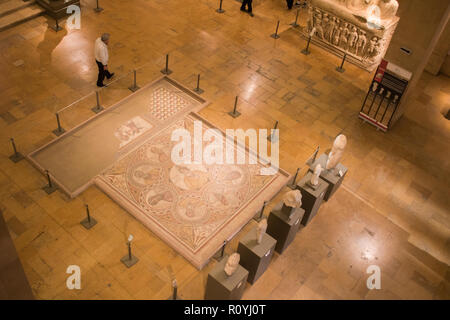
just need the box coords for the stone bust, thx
[283,189,302,208]
[311,164,323,186]
[256,218,267,244]
[224,253,240,277]
[326,134,347,170]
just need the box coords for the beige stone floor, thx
[0,0,448,299]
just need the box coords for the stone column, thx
[383,0,450,125]
[425,23,450,76]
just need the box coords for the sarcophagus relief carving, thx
[303,0,399,71]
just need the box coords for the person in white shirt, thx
[94,33,114,87]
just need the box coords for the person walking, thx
[240,0,254,17]
[288,0,304,9]
[94,33,114,87]
[286,0,294,9]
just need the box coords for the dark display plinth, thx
[296,172,328,226]
[237,227,277,284]
[308,153,348,201]
[204,256,248,300]
[266,206,304,254]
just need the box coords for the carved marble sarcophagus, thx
[303,0,400,71]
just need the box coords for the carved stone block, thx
[266,207,304,254]
[204,256,248,300]
[308,153,348,201]
[303,0,400,71]
[296,172,328,226]
[237,227,277,284]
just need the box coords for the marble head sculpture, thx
[224,253,240,277]
[325,134,347,170]
[311,164,323,186]
[279,190,303,220]
[256,218,268,244]
[283,190,302,208]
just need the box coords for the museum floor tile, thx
[0,0,448,299]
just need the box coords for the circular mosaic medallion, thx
[169,164,210,191]
[203,184,241,210]
[173,196,209,224]
[212,164,247,186]
[127,162,163,188]
[140,185,176,214]
[145,143,172,165]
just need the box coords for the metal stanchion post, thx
[50,17,62,32]
[301,35,312,55]
[91,91,104,114]
[228,96,241,118]
[290,9,300,28]
[270,20,281,39]
[42,170,57,194]
[167,279,182,300]
[172,280,178,300]
[288,168,301,189]
[193,74,204,94]
[302,27,315,55]
[219,241,226,259]
[9,138,24,163]
[81,204,97,229]
[160,54,172,75]
[172,281,177,300]
[128,70,140,92]
[306,146,319,165]
[52,113,66,136]
[216,0,225,13]
[121,235,139,268]
[214,240,227,261]
[254,201,268,221]
[267,120,279,142]
[94,0,103,12]
[336,53,347,73]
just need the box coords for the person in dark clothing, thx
[287,0,304,9]
[95,60,113,87]
[240,0,254,17]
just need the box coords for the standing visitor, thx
[94,33,114,87]
[240,0,254,17]
[287,0,303,9]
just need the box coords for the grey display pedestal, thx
[266,206,304,254]
[204,255,248,300]
[237,227,277,284]
[297,172,328,226]
[308,153,348,201]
